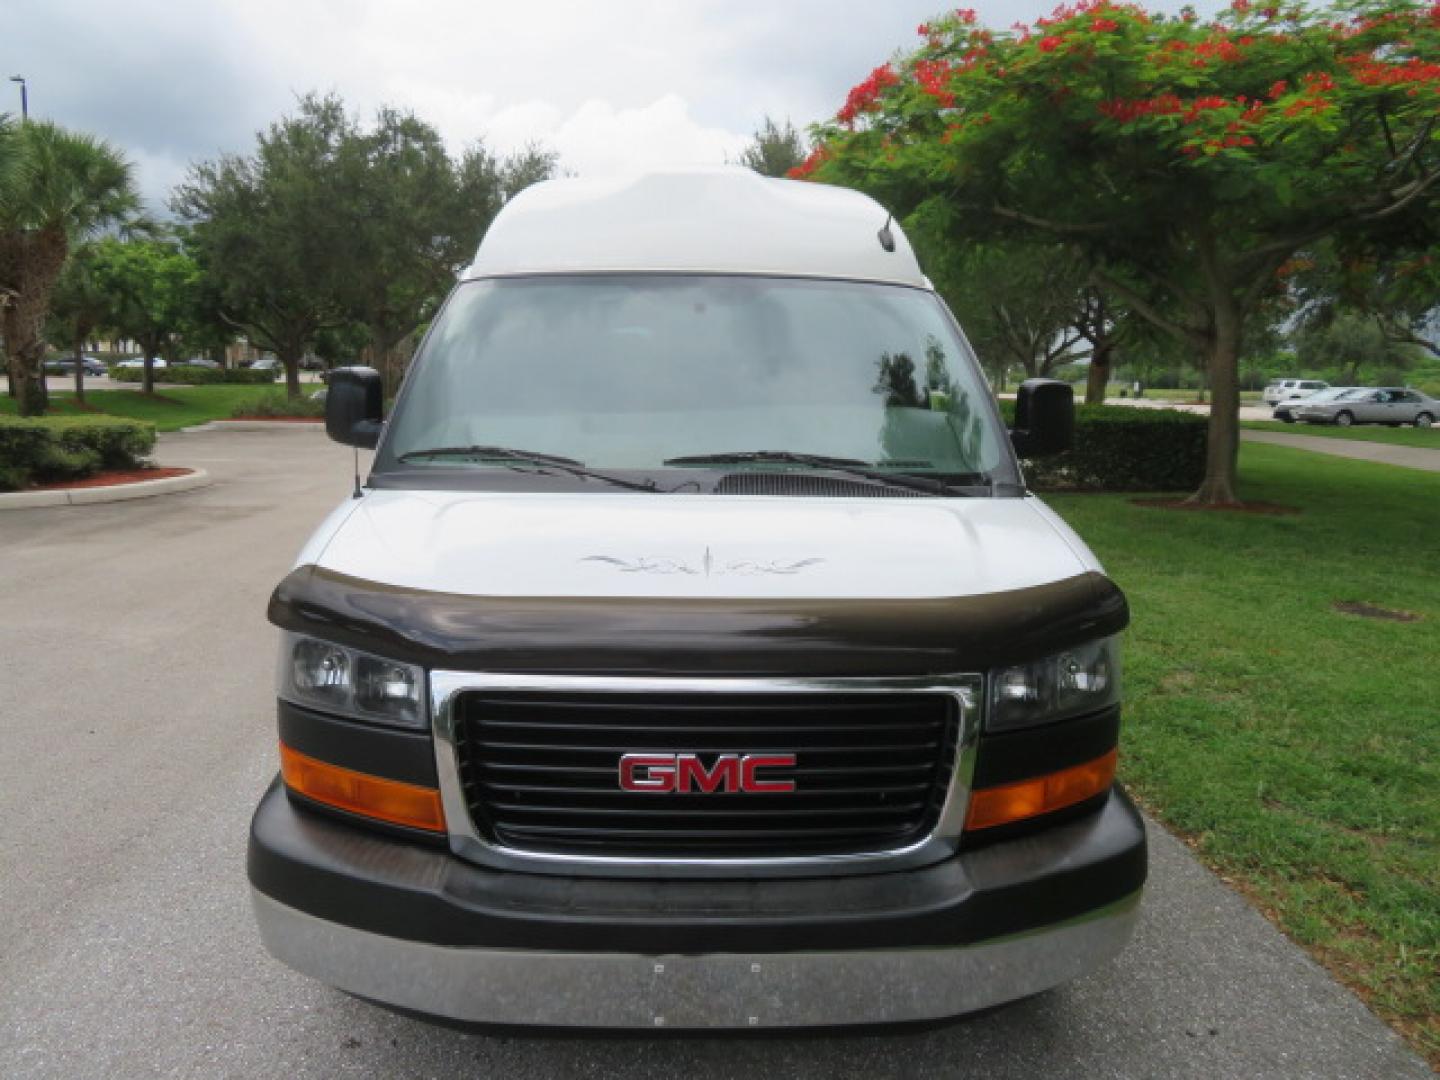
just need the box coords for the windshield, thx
[379,275,1015,491]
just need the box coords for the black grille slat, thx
[455,690,959,859]
[483,801,930,819]
[474,739,943,755]
[480,781,934,798]
[477,719,943,735]
[489,829,915,846]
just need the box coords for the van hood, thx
[306,490,1095,601]
[272,491,1125,676]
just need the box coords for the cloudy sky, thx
[7,0,1205,215]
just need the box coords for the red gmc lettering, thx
[677,755,740,793]
[618,753,797,793]
[618,754,675,791]
[740,754,797,793]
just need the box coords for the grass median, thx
[1242,419,1440,449]
[0,385,284,431]
[1049,443,1438,1064]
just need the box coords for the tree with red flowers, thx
[802,1,1440,503]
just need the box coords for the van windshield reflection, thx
[381,275,1014,493]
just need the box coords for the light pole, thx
[9,75,27,121]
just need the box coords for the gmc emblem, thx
[618,753,797,794]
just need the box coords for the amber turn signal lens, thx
[964,748,1118,831]
[279,742,446,832]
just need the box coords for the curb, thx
[205,420,325,431]
[0,468,211,509]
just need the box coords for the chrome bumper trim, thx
[252,888,1139,1029]
[429,671,982,879]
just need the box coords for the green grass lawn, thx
[1048,443,1438,1064]
[0,385,279,431]
[1242,419,1440,449]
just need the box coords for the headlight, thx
[989,636,1121,732]
[278,631,426,729]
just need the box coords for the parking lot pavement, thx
[0,427,1429,1080]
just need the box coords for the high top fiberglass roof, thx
[463,167,928,289]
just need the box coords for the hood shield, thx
[269,566,1128,677]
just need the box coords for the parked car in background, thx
[181,357,220,369]
[1273,386,1359,423]
[1294,387,1438,427]
[114,357,167,370]
[1262,378,1329,406]
[43,356,108,377]
[250,357,280,371]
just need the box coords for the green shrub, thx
[999,402,1207,492]
[110,364,278,385]
[233,388,326,418]
[0,416,157,491]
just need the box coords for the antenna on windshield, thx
[877,213,896,253]
[352,446,363,499]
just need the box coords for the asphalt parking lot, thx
[0,426,1430,1079]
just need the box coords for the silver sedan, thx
[1273,386,1359,422]
[1294,387,1439,428]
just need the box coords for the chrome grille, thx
[451,689,961,859]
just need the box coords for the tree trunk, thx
[2,229,69,416]
[4,302,50,416]
[283,351,302,398]
[1085,340,1114,405]
[73,334,86,404]
[1188,304,1242,506]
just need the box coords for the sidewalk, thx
[1241,428,1440,473]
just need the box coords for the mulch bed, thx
[1130,497,1301,515]
[30,467,193,491]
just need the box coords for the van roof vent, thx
[713,473,924,498]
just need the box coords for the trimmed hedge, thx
[999,402,1207,492]
[111,364,279,385]
[232,388,326,418]
[0,416,157,491]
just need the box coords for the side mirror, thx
[325,366,384,449]
[1010,378,1074,458]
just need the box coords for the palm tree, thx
[0,120,139,415]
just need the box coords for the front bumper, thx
[248,780,1146,1028]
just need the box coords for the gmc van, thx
[248,168,1145,1028]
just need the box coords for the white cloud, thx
[6,0,1224,208]
[541,95,747,176]
[376,80,746,178]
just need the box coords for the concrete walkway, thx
[1241,428,1440,473]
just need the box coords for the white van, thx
[1263,378,1329,406]
[248,168,1145,1029]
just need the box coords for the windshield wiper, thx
[662,451,984,496]
[397,445,658,493]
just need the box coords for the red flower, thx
[1039,35,1064,51]
[915,59,957,107]
[1267,80,1288,98]
[1091,17,1119,31]
[836,64,900,126]
[787,145,831,180]
[955,7,978,24]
